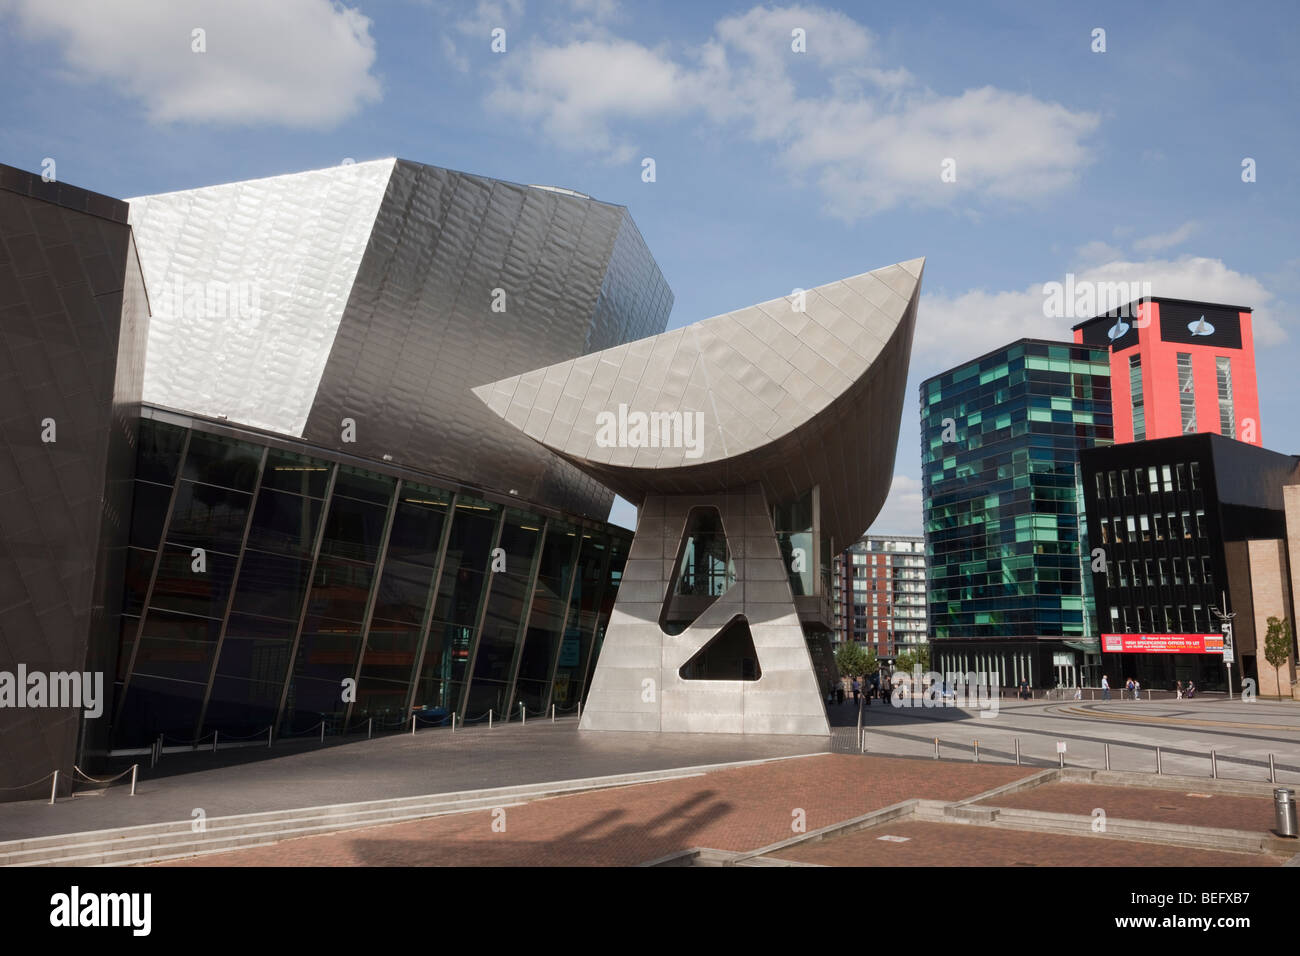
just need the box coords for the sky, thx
[2,0,1297,535]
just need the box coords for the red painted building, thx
[1073,298,1261,447]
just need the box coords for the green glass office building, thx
[921,339,1112,688]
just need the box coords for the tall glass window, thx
[1216,356,1235,438]
[1177,353,1197,434]
[1129,353,1145,440]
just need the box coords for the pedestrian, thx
[836,682,844,706]
[852,678,860,702]
[1176,680,1183,700]
[1125,677,1133,699]
[1101,674,1110,700]
[1186,680,1196,699]
[1134,678,1141,701]
[1018,677,1029,700]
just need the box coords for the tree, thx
[1263,616,1293,698]
[914,646,931,671]
[835,643,873,678]
[895,650,915,674]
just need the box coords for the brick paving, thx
[770,820,1280,867]
[157,754,1032,867]
[975,783,1276,832]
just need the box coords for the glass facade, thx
[111,412,631,749]
[920,340,1113,647]
[1128,353,1145,441]
[1177,352,1196,434]
[1216,356,1235,438]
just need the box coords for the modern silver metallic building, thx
[128,157,672,518]
[476,259,923,734]
[0,158,672,797]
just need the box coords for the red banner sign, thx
[1101,633,1224,654]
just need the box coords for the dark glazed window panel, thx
[117,614,139,682]
[474,575,530,684]
[222,612,298,643]
[213,636,292,686]
[410,677,464,713]
[135,419,187,485]
[419,621,472,688]
[307,556,375,622]
[355,677,412,717]
[167,481,252,554]
[319,495,389,564]
[132,633,218,684]
[293,621,364,683]
[246,489,323,556]
[515,591,565,683]
[436,567,487,627]
[114,675,205,747]
[370,559,435,625]
[498,515,541,570]
[281,676,348,725]
[129,481,172,549]
[333,466,395,505]
[443,503,501,574]
[359,624,422,684]
[182,431,261,491]
[204,676,282,735]
[148,543,238,619]
[262,449,331,497]
[386,490,450,567]
[231,550,313,620]
[123,547,156,616]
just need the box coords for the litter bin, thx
[1274,788,1297,838]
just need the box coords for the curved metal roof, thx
[473,258,923,545]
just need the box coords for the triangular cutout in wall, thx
[679,614,761,681]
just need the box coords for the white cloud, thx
[484,3,1099,217]
[1133,220,1199,253]
[0,0,380,127]
[866,474,923,538]
[440,0,524,74]
[915,255,1287,372]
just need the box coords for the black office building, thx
[1080,433,1300,690]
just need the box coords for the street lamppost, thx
[1210,593,1236,700]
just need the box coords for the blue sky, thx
[2,0,1297,534]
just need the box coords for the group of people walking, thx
[1099,674,1196,700]
[827,675,891,706]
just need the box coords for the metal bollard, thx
[1275,788,1297,837]
[1156,746,1162,775]
[973,740,979,763]
[368,717,373,739]
[49,769,58,805]
[213,731,219,753]
[1211,749,1218,779]
[267,726,273,748]
[1015,738,1021,766]
[451,711,456,733]
[320,722,325,744]
[411,714,416,735]
[520,702,525,725]
[934,737,940,760]
[1270,753,1276,783]
[489,708,493,729]
[577,699,581,721]
[1105,743,1111,771]
[551,704,556,723]
[860,730,867,754]
[130,764,137,797]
